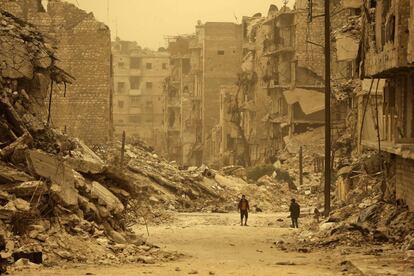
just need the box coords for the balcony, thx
[129,89,142,95]
[167,97,180,107]
[129,68,142,76]
[363,1,413,77]
[364,44,412,77]
[263,26,295,57]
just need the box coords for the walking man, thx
[238,195,250,226]
[289,198,300,228]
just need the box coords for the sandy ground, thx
[11,212,348,276]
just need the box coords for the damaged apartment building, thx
[212,0,359,167]
[164,22,242,166]
[358,0,414,210]
[112,38,169,153]
[0,0,112,145]
[164,34,202,166]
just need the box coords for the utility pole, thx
[120,131,126,167]
[299,146,303,187]
[324,0,331,216]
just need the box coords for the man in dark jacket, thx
[289,198,300,228]
[238,195,250,226]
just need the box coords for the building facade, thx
[112,39,169,152]
[201,23,243,164]
[0,0,113,145]
[359,0,414,211]
[163,22,242,166]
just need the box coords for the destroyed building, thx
[358,0,414,210]
[162,3,356,168]
[200,23,243,165]
[0,8,230,268]
[112,38,169,153]
[0,0,113,145]
[164,22,242,166]
[164,34,203,166]
[207,1,360,167]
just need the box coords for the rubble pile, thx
[278,127,324,201]
[290,200,414,252]
[210,174,294,212]
[97,140,307,214]
[0,10,179,271]
[333,15,362,39]
[96,141,224,215]
[279,153,414,256]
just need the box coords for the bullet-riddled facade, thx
[112,39,169,152]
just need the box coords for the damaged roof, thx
[283,88,325,115]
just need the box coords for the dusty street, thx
[12,212,346,276]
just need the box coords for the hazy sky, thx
[64,0,294,50]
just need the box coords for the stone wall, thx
[295,4,325,79]
[0,0,112,145]
[408,0,414,63]
[396,157,414,211]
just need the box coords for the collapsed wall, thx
[0,0,113,145]
[0,8,178,269]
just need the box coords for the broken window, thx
[130,96,141,106]
[183,86,189,95]
[146,82,153,89]
[129,76,141,90]
[128,115,141,123]
[168,110,176,127]
[130,57,141,69]
[383,76,414,142]
[182,59,191,74]
[399,76,414,141]
[217,50,225,55]
[145,101,153,112]
[117,82,126,93]
[227,135,235,150]
[146,63,152,69]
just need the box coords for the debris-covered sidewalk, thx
[271,153,414,275]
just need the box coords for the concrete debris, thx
[0,163,34,183]
[0,8,180,272]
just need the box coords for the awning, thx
[283,88,325,115]
[341,0,363,8]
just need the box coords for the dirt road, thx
[12,212,345,276]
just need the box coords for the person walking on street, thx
[238,195,250,226]
[289,198,300,228]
